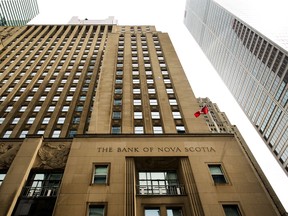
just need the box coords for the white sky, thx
[30,0,288,210]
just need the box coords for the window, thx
[3,130,12,138]
[68,130,77,138]
[0,118,4,124]
[149,99,158,105]
[114,99,122,105]
[133,89,140,94]
[151,112,160,119]
[112,112,121,119]
[148,89,155,94]
[42,117,50,124]
[48,106,55,112]
[208,164,227,184]
[5,106,13,112]
[93,165,109,184]
[115,89,122,94]
[37,130,45,135]
[62,106,69,112]
[34,106,41,112]
[57,117,65,124]
[134,99,141,105]
[166,89,174,94]
[20,106,27,112]
[135,126,144,134]
[12,118,20,124]
[27,117,35,124]
[144,208,160,216]
[138,171,183,195]
[19,130,28,138]
[89,205,105,216]
[52,130,61,138]
[66,96,73,101]
[0,172,6,186]
[111,126,121,134]
[134,112,143,119]
[223,205,242,216]
[166,208,183,216]
[39,96,46,101]
[153,126,163,134]
[176,126,185,134]
[172,112,181,119]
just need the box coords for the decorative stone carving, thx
[0,143,20,169]
[37,143,70,169]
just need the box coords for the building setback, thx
[0,0,39,26]
[0,22,287,215]
[184,0,288,176]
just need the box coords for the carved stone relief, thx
[0,143,21,169]
[36,143,71,169]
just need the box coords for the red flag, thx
[201,106,208,114]
[194,111,201,118]
[194,105,209,118]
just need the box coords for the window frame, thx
[87,203,107,216]
[222,203,243,216]
[92,164,110,185]
[208,164,229,184]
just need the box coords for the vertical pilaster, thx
[125,158,136,216]
[180,158,205,216]
[0,137,43,216]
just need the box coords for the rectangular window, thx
[89,205,105,216]
[223,205,242,216]
[3,130,12,138]
[52,130,61,138]
[167,208,183,216]
[135,126,144,134]
[172,112,181,119]
[93,165,109,184]
[0,172,6,186]
[42,117,50,125]
[114,99,122,105]
[138,171,183,195]
[19,130,28,138]
[149,99,158,105]
[151,112,160,119]
[208,164,227,184]
[27,117,35,124]
[12,118,20,124]
[111,126,121,134]
[57,117,65,124]
[112,112,121,119]
[62,106,69,112]
[134,112,143,119]
[153,126,163,134]
[144,208,160,216]
[48,106,55,112]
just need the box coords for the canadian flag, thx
[194,106,209,118]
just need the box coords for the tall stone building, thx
[0,21,286,215]
[0,0,39,26]
[184,0,288,175]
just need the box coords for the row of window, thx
[88,204,241,216]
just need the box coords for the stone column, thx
[125,157,136,216]
[0,137,43,216]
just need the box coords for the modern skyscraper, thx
[0,22,286,215]
[0,0,39,26]
[184,0,288,175]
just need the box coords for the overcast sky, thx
[30,0,288,210]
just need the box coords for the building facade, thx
[0,0,39,26]
[0,23,286,215]
[184,0,288,175]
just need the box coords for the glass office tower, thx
[184,0,288,175]
[0,0,39,26]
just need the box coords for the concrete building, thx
[184,0,288,175]
[0,22,286,215]
[0,0,39,26]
